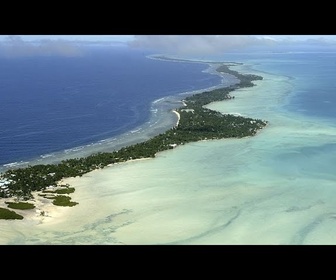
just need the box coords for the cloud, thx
[3,35,335,58]
[128,35,278,55]
[0,35,84,57]
[128,35,336,56]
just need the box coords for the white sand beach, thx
[172,110,181,127]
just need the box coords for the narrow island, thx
[0,61,268,220]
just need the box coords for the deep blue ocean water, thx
[0,46,222,168]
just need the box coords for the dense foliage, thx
[0,207,24,220]
[5,201,35,210]
[49,187,75,195]
[52,195,78,207]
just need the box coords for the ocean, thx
[0,45,226,171]
[2,44,336,244]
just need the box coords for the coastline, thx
[0,57,264,222]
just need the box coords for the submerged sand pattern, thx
[2,62,336,245]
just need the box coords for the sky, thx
[0,35,134,43]
[0,35,336,57]
[0,35,335,43]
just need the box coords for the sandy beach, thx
[0,184,73,224]
[172,110,181,127]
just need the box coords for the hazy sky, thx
[0,35,134,43]
[0,35,336,57]
[0,35,335,42]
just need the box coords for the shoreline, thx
[0,57,266,223]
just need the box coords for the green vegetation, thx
[0,62,267,206]
[5,201,35,210]
[52,195,78,207]
[54,187,75,194]
[0,207,24,220]
[216,64,263,88]
[40,186,77,207]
